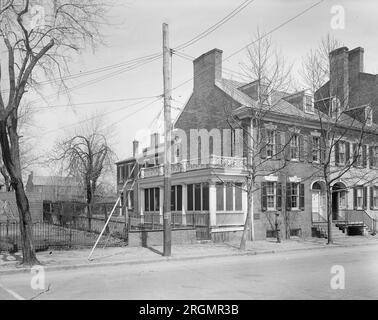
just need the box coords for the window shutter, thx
[334,141,340,166]
[261,182,267,211]
[299,183,305,210]
[276,183,282,211]
[307,136,313,163]
[260,128,267,159]
[286,183,292,211]
[363,187,368,210]
[353,188,357,210]
[370,186,374,210]
[345,142,350,164]
[117,166,121,182]
[369,146,374,168]
[362,145,367,168]
[299,135,305,161]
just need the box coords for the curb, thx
[1,240,377,276]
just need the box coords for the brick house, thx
[117,46,378,240]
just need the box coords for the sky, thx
[13,0,378,176]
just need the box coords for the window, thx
[312,136,320,162]
[373,187,378,209]
[171,185,183,211]
[365,107,373,126]
[226,184,234,211]
[187,183,209,212]
[266,130,275,158]
[370,146,378,168]
[290,135,299,160]
[304,95,314,113]
[144,188,160,212]
[356,188,363,209]
[235,183,243,211]
[266,182,276,210]
[331,97,341,118]
[291,183,299,209]
[339,191,346,209]
[353,144,366,167]
[216,183,243,212]
[216,183,224,211]
[338,141,346,165]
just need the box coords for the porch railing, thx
[140,155,246,179]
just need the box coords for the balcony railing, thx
[140,155,246,179]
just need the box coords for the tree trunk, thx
[240,179,253,250]
[0,121,39,265]
[326,187,333,244]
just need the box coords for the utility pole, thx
[162,23,172,256]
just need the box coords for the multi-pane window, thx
[144,188,159,212]
[187,183,209,212]
[266,130,275,158]
[304,95,314,113]
[366,107,373,126]
[216,183,243,212]
[312,136,320,162]
[291,183,300,209]
[373,187,378,209]
[339,191,346,209]
[331,97,341,118]
[356,188,363,209]
[290,135,299,160]
[266,182,276,210]
[370,146,378,168]
[338,141,346,165]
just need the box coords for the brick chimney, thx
[193,49,223,93]
[348,47,364,79]
[150,133,160,149]
[132,140,139,157]
[330,46,349,107]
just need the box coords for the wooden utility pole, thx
[162,23,172,256]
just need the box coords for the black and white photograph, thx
[0,0,377,304]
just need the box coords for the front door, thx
[332,192,339,220]
[312,191,320,221]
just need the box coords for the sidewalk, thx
[1,236,378,275]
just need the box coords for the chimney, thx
[132,140,139,158]
[150,133,160,149]
[193,49,223,93]
[330,46,349,107]
[348,46,364,81]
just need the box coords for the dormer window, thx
[304,94,314,113]
[331,97,341,118]
[365,106,373,126]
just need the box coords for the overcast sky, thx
[21,0,378,176]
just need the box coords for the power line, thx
[174,0,255,51]
[170,0,326,93]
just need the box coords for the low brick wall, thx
[0,192,43,223]
[128,228,197,247]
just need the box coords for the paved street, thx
[1,244,378,300]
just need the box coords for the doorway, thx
[331,182,347,221]
[311,181,326,222]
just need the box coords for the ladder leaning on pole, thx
[88,162,139,260]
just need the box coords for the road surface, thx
[1,244,378,299]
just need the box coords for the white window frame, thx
[266,182,276,211]
[291,183,300,210]
[339,190,347,209]
[339,141,346,165]
[365,107,373,126]
[373,187,378,209]
[290,135,299,161]
[266,130,275,159]
[331,97,341,118]
[356,187,363,210]
[312,136,320,163]
[304,94,314,113]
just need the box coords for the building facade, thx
[117,46,378,241]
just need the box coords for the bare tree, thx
[52,118,115,230]
[0,0,109,264]
[302,37,378,244]
[224,29,293,250]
